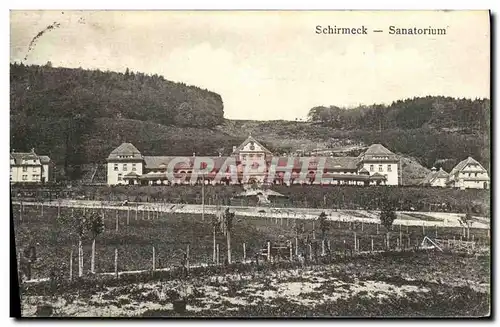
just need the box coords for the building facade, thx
[420,167,449,188]
[445,157,490,190]
[106,136,401,186]
[10,149,52,184]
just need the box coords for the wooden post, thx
[399,231,402,249]
[371,237,374,252]
[243,243,246,262]
[69,249,73,281]
[467,227,470,240]
[127,208,130,225]
[213,226,216,263]
[72,208,74,219]
[114,248,118,279]
[78,238,83,277]
[91,239,96,274]
[295,237,298,256]
[135,207,138,221]
[102,210,106,233]
[422,223,425,235]
[435,225,438,238]
[267,241,271,262]
[376,223,379,235]
[406,224,408,233]
[115,210,119,232]
[41,202,44,217]
[58,203,61,218]
[353,232,357,253]
[327,239,331,254]
[142,209,144,220]
[147,209,150,220]
[19,203,22,222]
[312,221,316,239]
[308,243,312,261]
[321,239,325,256]
[289,240,293,261]
[152,246,156,271]
[216,244,220,265]
[186,244,190,273]
[361,221,364,231]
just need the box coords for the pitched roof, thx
[449,157,486,176]
[10,151,51,165]
[421,168,449,185]
[107,143,142,160]
[233,135,272,154]
[364,144,394,155]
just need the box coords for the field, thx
[20,252,490,317]
[13,202,490,281]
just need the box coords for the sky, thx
[10,10,490,120]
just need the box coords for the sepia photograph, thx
[9,9,491,318]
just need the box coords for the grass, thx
[19,251,490,317]
[13,204,490,281]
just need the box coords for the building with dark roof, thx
[420,167,449,187]
[10,148,52,183]
[106,138,401,186]
[445,157,490,190]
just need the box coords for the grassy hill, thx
[10,64,489,185]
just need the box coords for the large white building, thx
[445,157,490,190]
[106,137,401,186]
[420,157,490,190]
[10,149,52,184]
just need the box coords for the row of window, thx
[11,174,40,181]
[20,167,40,172]
[463,172,482,177]
[114,163,137,171]
[369,164,392,172]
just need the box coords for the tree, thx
[379,199,397,250]
[223,208,235,264]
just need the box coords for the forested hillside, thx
[10,63,224,178]
[10,64,491,182]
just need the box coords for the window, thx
[132,163,137,171]
[370,165,374,172]
[33,174,39,180]
[475,173,478,177]
[22,167,28,172]
[22,175,27,181]
[379,165,383,172]
[114,163,118,171]
[123,164,128,171]
[118,174,123,181]
[387,165,392,172]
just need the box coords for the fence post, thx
[114,248,118,279]
[216,244,220,265]
[78,238,83,277]
[361,221,364,231]
[115,210,119,232]
[102,210,106,233]
[58,203,61,219]
[371,236,374,252]
[267,241,271,262]
[148,209,150,220]
[422,223,425,235]
[186,244,190,274]
[308,243,312,261]
[135,206,138,221]
[91,239,96,274]
[127,208,130,225]
[243,243,246,262]
[327,239,331,254]
[399,231,402,250]
[353,232,357,254]
[19,203,23,222]
[41,202,44,217]
[376,223,379,235]
[289,240,293,261]
[312,221,316,239]
[321,239,325,256]
[69,249,73,281]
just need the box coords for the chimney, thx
[431,167,437,172]
[193,152,196,157]
[218,152,222,157]
[232,146,237,153]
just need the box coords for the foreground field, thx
[20,252,490,317]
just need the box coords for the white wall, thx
[10,165,45,183]
[362,162,399,185]
[107,161,143,185]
